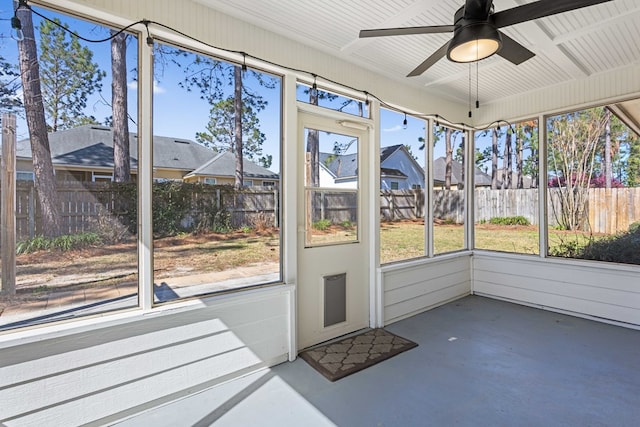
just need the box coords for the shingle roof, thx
[319,152,358,178]
[433,157,492,186]
[186,151,279,179]
[15,125,215,171]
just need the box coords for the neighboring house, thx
[318,144,426,190]
[183,151,279,187]
[495,168,534,189]
[433,157,492,188]
[380,145,425,190]
[11,125,279,186]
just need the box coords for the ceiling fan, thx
[359,0,613,77]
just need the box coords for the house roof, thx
[380,144,403,163]
[380,167,407,178]
[319,152,358,179]
[185,151,279,180]
[15,125,215,171]
[433,157,492,186]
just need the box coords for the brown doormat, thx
[299,328,418,382]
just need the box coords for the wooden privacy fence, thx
[2,182,279,242]
[2,184,639,241]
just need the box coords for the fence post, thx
[273,188,278,227]
[1,113,16,295]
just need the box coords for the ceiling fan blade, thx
[497,32,535,65]
[406,40,451,77]
[359,25,455,38]
[492,0,613,29]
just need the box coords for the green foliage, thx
[38,18,106,131]
[152,181,197,237]
[17,233,102,254]
[340,220,353,229]
[629,221,640,233]
[549,228,640,265]
[313,219,332,230]
[195,97,267,161]
[488,216,531,226]
[0,54,22,113]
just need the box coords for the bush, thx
[313,219,332,230]
[550,227,640,265]
[629,221,640,233]
[488,216,530,226]
[17,232,102,255]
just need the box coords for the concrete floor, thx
[112,296,640,427]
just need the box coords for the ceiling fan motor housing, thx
[448,4,502,63]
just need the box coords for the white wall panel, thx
[382,255,471,324]
[473,253,640,328]
[0,287,292,426]
[477,62,640,124]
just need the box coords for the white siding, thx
[382,254,471,324]
[382,149,425,190]
[0,287,292,426]
[473,253,640,328]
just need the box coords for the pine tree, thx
[38,18,105,132]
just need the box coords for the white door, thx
[297,109,371,350]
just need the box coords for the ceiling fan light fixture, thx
[447,23,502,63]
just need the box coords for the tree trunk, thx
[233,66,244,188]
[15,2,61,237]
[515,125,524,189]
[491,128,499,189]
[306,88,320,187]
[111,31,130,183]
[502,127,512,189]
[444,128,452,190]
[604,107,612,189]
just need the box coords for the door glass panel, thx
[304,128,358,246]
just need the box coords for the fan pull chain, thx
[476,61,480,110]
[468,63,472,118]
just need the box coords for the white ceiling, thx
[193,0,640,106]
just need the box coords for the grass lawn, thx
[380,220,596,264]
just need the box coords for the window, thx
[263,181,276,187]
[546,104,640,265]
[296,84,368,118]
[92,172,114,182]
[151,41,282,303]
[433,124,466,254]
[16,171,34,181]
[379,108,427,264]
[0,6,139,331]
[474,119,540,254]
[304,128,358,246]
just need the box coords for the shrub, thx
[313,219,332,231]
[17,232,102,255]
[629,221,640,233]
[550,228,640,265]
[488,216,530,226]
[340,220,353,229]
